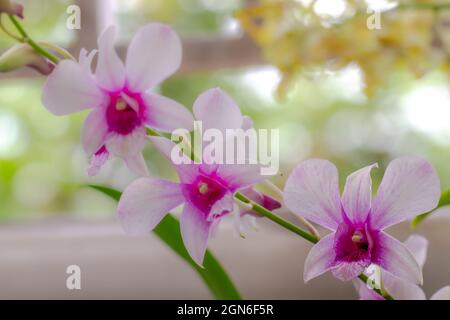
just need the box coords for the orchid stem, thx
[0,14,22,41]
[7,14,60,64]
[262,180,321,239]
[235,192,319,243]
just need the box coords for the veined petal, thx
[284,159,342,230]
[383,271,426,300]
[431,286,450,300]
[180,203,212,266]
[125,152,149,176]
[371,156,440,230]
[126,23,182,91]
[95,26,126,91]
[304,233,336,282]
[217,163,265,191]
[148,136,199,183]
[342,164,378,224]
[373,231,422,284]
[117,178,184,234]
[42,59,104,115]
[81,108,108,156]
[209,192,234,221]
[331,261,367,282]
[193,88,243,132]
[143,93,194,132]
[105,127,146,158]
[404,235,428,270]
[87,146,109,177]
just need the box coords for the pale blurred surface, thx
[0,215,449,299]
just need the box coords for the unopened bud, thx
[0,43,54,75]
[0,0,24,18]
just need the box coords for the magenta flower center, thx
[183,173,229,218]
[335,223,374,263]
[106,91,146,135]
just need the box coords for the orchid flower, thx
[356,235,450,300]
[117,88,273,265]
[283,156,440,283]
[42,24,194,176]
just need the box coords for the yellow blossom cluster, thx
[236,0,450,96]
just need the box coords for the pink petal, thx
[304,233,336,282]
[371,156,440,230]
[341,164,378,224]
[143,93,194,132]
[382,271,426,300]
[42,60,104,115]
[283,159,342,231]
[125,23,182,91]
[105,127,146,158]
[331,261,367,282]
[78,48,97,74]
[431,286,450,300]
[95,26,126,91]
[217,163,266,191]
[148,136,199,183]
[81,109,108,156]
[404,235,428,269]
[125,152,149,176]
[180,203,212,266]
[87,146,109,176]
[193,88,243,131]
[373,231,422,284]
[355,280,384,300]
[209,192,234,220]
[117,178,184,234]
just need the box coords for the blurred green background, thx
[0,0,449,223]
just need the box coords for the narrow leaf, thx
[88,184,241,300]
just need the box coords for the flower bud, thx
[0,43,54,75]
[0,0,24,18]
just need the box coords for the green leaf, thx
[88,184,241,300]
[412,188,450,228]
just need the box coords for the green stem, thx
[235,191,395,300]
[8,14,60,64]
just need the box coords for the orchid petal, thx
[371,156,440,230]
[404,235,428,269]
[304,233,336,282]
[431,286,450,300]
[143,93,194,132]
[117,178,184,234]
[373,231,422,284]
[342,164,378,224]
[81,108,108,156]
[105,127,146,158]
[125,152,149,176]
[180,203,212,266]
[284,159,342,230]
[42,60,104,115]
[126,23,182,91]
[95,26,126,91]
[193,88,243,132]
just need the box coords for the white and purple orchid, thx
[117,88,274,265]
[284,156,440,284]
[42,23,194,176]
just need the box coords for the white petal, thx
[284,159,342,230]
[180,203,212,266]
[95,26,126,91]
[371,156,441,230]
[304,233,336,282]
[193,88,243,132]
[118,178,184,234]
[42,60,104,115]
[143,93,194,132]
[81,109,108,156]
[431,286,450,300]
